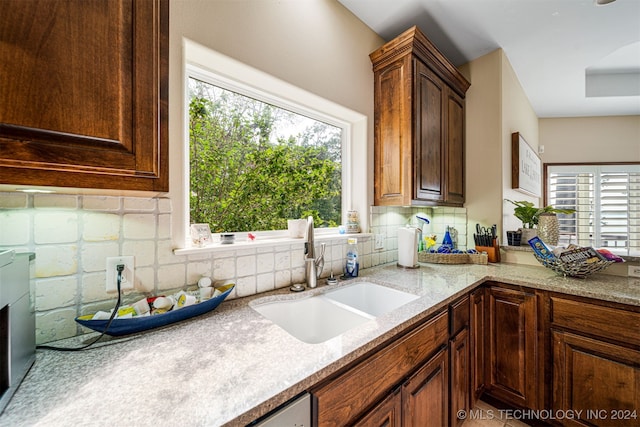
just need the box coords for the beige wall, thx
[459,50,502,245]
[540,116,640,163]
[500,50,540,253]
[168,0,384,245]
[461,49,540,264]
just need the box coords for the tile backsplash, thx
[0,192,466,343]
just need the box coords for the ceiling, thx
[338,0,640,118]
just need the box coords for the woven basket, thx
[532,253,613,278]
[418,252,488,265]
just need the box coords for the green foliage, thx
[505,199,575,229]
[189,80,342,232]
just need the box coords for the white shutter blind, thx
[547,165,640,256]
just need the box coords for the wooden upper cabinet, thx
[370,26,470,207]
[0,0,169,192]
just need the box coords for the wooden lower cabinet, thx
[403,347,449,426]
[313,310,449,427]
[449,328,469,427]
[550,296,640,427]
[354,388,402,427]
[485,285,540,409]
[470,287,485,406]
[354,347,449,427]
[552,330,640,427]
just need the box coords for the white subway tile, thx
[256,253,274,274]
[80,242,119,273]
[35,276,77,310]
[35,245,78,277]
[81,272,108,303]
[34,212,78,244]
[0,212,30,245]
[34,194,77,209]
[274,251,290,271]
[123,214,156,239]
[213,257,235,281]
[135,266,155,293]
[158,198,172,213]
[236,275,256,297]
[83,196,120,211]
[257,273,275,293]
[122,240,156,267]
[157,264,186,291]
[158,214,171,239]
[292,266,305,284]
[0,193,28,208]
[187,261,213,285]
[83,213,120,241]
[124,197,156,211]
[36,309,78,344]
[237,255,256,277]
[275,270,291,288]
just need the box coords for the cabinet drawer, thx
[551,297,640,345]
[313,310,449,427]
[450,295,470,336]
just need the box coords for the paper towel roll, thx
[398,227,419,268]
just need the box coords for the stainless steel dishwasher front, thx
[252,392,310,427]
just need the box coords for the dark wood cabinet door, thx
[552,330,640,427]
[486,286,538,409]
[354,388,402,427]
[450,328,470,427]
[445,89,465,205]
[470,288,486,406]
[402,346,449,427]
[373,55,413,206]
[0,0,168,192]
[414,60,445,203]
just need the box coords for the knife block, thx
[476,239,501,263]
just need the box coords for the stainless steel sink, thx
[251,282,419,344]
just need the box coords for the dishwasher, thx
[250,392,310,427]
[0,250,35,414]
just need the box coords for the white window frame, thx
[546,163,640,256]
[175,40,369,251]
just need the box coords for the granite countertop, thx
[1,262,638,427]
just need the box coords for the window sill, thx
[174,232,371,256]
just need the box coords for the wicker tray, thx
[418,252,488,265]
[532,253,614,278]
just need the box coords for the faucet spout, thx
[304,216,324,288]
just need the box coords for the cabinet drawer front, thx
[450,295,470,336]
[551,297,640,345]
[314,310,449,427]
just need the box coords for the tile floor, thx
[462,400,531,427]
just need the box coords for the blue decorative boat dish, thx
[76,284,235,336]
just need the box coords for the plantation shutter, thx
[547,165,640,256]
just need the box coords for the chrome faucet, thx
[304,216,324,288]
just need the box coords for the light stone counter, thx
[1,262,638,427]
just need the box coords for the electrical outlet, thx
[374,233,385,250]
[629,265,640,278]
[106,256,135,293]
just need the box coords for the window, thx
[546,163,640,256]
[188,75,342,232]
[176,41,368,250]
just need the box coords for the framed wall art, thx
[511,132,541,197]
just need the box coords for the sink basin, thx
[252,282,419,344]
[324,282,420,317]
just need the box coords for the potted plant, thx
[505,200,575,245]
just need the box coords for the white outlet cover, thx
[106,256,135,293]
